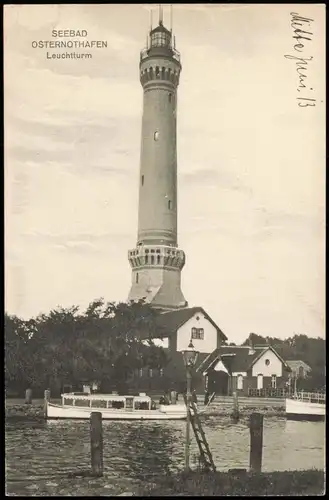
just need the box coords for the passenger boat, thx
[45,392,189,420]
[285,392,325,421]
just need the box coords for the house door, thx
[208,370,229,396]
[257,374,263,390]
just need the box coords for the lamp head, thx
[182,340,199,368]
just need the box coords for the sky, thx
[4,4,325,344]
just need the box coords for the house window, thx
[168,93,172,102]
[149,368,153,378]
[141,175,144,186]
[271,375,277,389]
[145,255,148,264]
[157,255,160,264]
[237,374,244,390]
[298,366,304,378]
[191,328,204,340]
[257,374,263,390]
[136,272,139,284]
[159,368,164,377]
[151,255,155,265]
[265,359,270,366]
[139,368,143,378]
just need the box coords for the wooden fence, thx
[248,388,287,398]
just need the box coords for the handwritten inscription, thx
[284,12,316,107]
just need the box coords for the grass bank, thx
[5,401,51,419]
[136,469,325,496]
[204,405,285,418]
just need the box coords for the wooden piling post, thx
[90,412,103,477]
[44,389,51,417]
[170,390,177,405]
[25,388,32,404]
[249,412,264,473]
[231,391,239,420]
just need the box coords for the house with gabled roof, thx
[131,306,227,394]
[153,306,227,352]
[286,360,312,379]
[196,343,291,396]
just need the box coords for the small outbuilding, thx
[196,343,291,397]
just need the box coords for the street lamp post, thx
[294,375,298,397]
[182,340,199,472]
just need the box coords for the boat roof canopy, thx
[62,393,152,403]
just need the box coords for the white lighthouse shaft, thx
[128,17,187,310]
[138,77,178,246]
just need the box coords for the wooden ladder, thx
[184,395,216,472]
[206,392,216,407]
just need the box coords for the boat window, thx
[108,400,125,409]
[91,399,107,408]
[64,398,74,406]
[125,397,134,410]
[75,399,90,407]
[134,400,150,410]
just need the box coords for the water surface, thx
[5,416,325,496]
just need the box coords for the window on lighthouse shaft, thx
[168,200,172,210]
[154,131,159,141]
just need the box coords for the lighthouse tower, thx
[128,9,187,310]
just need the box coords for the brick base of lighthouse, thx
[128,243,187,310]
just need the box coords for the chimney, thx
[248,334,255,355]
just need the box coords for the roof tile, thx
[139,307,227,341]
[201,345,289,374]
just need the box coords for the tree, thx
[5,299,169,396]
[242,332,267,346]
[4,314,38,393]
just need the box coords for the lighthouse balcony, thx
[128,245,185,270]
[140,46,181,63]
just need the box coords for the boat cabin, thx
[61,393,153,411]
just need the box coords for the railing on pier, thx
[247,388,326,403]
[293,391,326,404]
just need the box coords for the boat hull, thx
[46,402,187,420]
[285,398,325,422]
